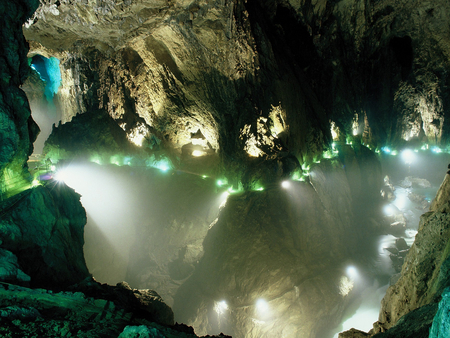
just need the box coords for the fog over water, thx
[48,148,450,337]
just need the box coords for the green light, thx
[216,178,228,187]
[256,187,264,191]
[110,155,120,166]
[32,179,40,187]
[90,155,102,165]
[202,175,208,179]
[156,161,170,172]
[421,144,429,151]
[391,150,398,156]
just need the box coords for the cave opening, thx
[25,54,62,154]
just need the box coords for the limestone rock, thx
[399,176,432,189]
[0,184,89,288]
[429,287,450,338]
[338,328,370,338]
[377,172,450,331]
[0,248,30,285]
[372,303,438,338]
[173,170,359,337]
[0,281,201,338]
[431,173,450,212]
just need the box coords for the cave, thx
[2,1,450,338]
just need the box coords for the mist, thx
[48,148,450,337]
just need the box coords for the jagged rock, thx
[372,303,438,338]
[0,306,41,321]
[0,248,30,285]
[173,163,361,337]
[430,174,450,212]
[429,287,450,338]
[399,177,432,189]
[408,192,426,204]
[0,282,201,338]
[0,184,89,288]
[394,238,409,251]
[378,173,450,331]
[68,278,174,327]
[385,247,399,255]
[338,328,370,338]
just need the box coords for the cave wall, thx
[0,0,90,289]
[23,0,450,181]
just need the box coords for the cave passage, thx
[24,54,63,154]
[50,147,450,338]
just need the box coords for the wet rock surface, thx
[172,160,370,337]
[377,174,450,332]
[0,280,220,338]
[0,184,89,289]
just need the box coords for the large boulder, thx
[0,184,89,288]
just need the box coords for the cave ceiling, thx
[22,0,450,177]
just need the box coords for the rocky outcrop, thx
[172,154,380,337]
[0,184,89,288]
[0,279,217,338]
[0,0,39,196]
[376,173,450,332]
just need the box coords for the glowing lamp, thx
[54,169,68,183]
[384,205,395,216]
[432,146,442,154]
[192,150,204,157]
[346,266,358,280]
[281,180,290,189]
[401,149,415,164]
[256,299,269,314]
[381,146,391,154]
[50,165,56,171]
[214,300,228,315]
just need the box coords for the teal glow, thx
[30,55,62,102]
[381,146,391,154]
[155,161,170,172]
[432,146,442,154]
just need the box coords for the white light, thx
[54,169,69,183]
[352,129,358,136]
[256,299,269,314]
[281,180,290,189]
[401,149,415,164]
[192,150,204,157]
[384,205,395,216]
[214,300,228,315]
[50,165,56,171]
[219,191,230,208]
[346,266,358,280]
[32,179,40,187]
